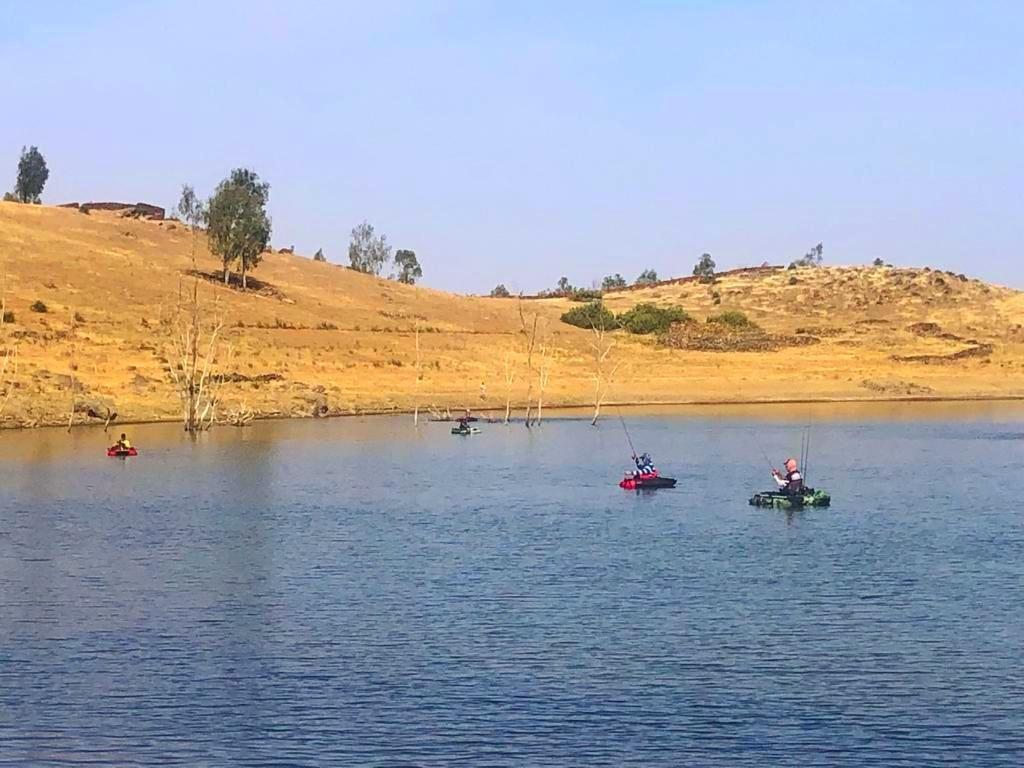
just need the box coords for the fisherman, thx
[116,433,132,450]
[633,452,656,477]
[772,458,803,495]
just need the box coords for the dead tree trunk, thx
[589,323,620,426]
[413,324,422,426]
[518,299,541,428]
[502,348,516,425]
[0,274,17,419]
[166,277,230,432]
[536,344,552,425]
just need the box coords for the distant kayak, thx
[749,489,830,509]
[620,473,676,490]
[107,447,138,457]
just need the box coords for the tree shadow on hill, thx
[184,269,286,300]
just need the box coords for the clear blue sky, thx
[2,1,1021,291]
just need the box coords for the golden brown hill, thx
[1,200,1023,428]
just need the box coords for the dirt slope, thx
[1,201,1022,428]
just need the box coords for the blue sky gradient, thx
[2,1,1021,291]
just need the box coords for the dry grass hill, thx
[1,201,1023,429]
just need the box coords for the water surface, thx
[1,403,1023,766]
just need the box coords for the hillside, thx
[1,201,1023,428]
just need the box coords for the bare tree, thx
[518,299,542,427]
[177,184,207,266]
[502,346,517,425]
[65,347,77,432]
[0,276,17,419]
[0,343,16,419]
[589,323,621,426]
[413,324,423,426]
[536,344,553,425]
[165,278,231,432]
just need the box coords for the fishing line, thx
[617,407,638,458]
[749,430,774,471]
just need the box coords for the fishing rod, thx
[617,407,638,458]
[804,428,812,485]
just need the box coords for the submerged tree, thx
[165,279,231,432]
[535,344,553,425]
[589,321,621,426]
[518,300,544,428]
[349,221,391,275]
[413,323,424,426]
[0,274,18,418]
[502,346,517,425]
[206,168,272,288]
[14,146,49,204]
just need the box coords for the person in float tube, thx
[633,452,656,477]
[772,458,803,495]
[112,433,132,452]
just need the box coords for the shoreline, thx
[7,393,1024,434]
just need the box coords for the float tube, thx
[107,447,138,457]
[620,472,676,490]
[749,488,830,509]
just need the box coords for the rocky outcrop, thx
[73,202,166,220]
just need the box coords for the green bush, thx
[617,303,691,334]
[2,310,14,323]
[560,301,619,331]
[29,300,48,313]
[707,310,756,329]
[569,288,603,302]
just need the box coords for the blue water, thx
[1,404,1023,766]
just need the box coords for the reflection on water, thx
[1,404,1023,766]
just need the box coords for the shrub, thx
[707,310,757,329]
[74,311,85,323]
[617,303,691,334]
[560,301,619,331]
[2,310,14,323]
[490,284,511,298]
[30,300,48,313]
[569,288,603,302]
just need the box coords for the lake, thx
[1,402,1023,766]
